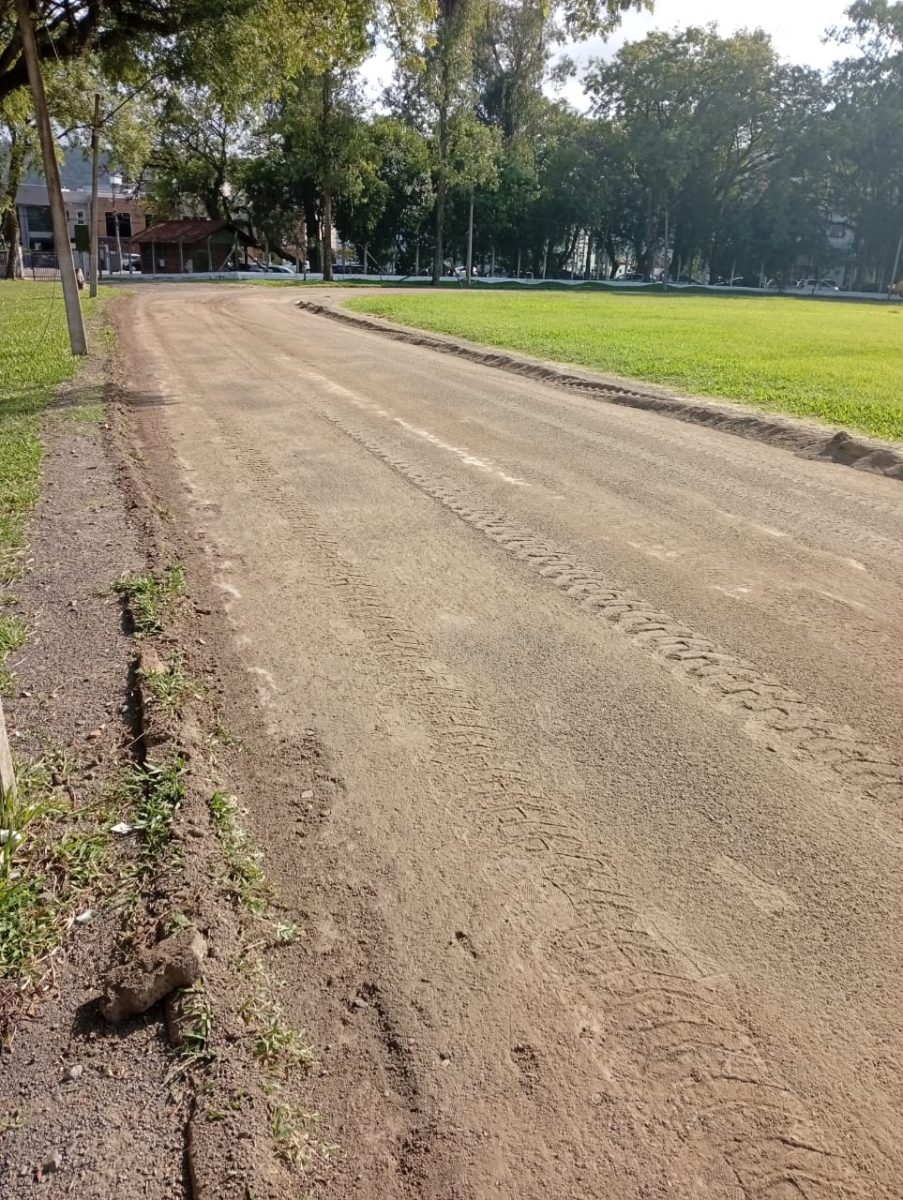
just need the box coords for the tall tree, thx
[585,25,827,280]
[0,87,33,277]
[0,0,260,102]
[824,1,903,287]
[336,115,433,268]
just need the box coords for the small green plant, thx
[273,921,302,946]
[114,564,186,637]
[209,790,269,913]
[271,1102,337,1169]
[0,757,113,983]
[0,613,26,693]
[51,828,109,886]
[238,951,315,1075]
[140,655,194,717]
[164,910,191,934]
[180,983,214,1062]
[210,718,242,751]
[252,1016,315,1070]
[117,756,188,864]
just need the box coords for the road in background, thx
[121,286,903,1199]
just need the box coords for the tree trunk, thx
[320,72,334,283]
[3,127,24,279]
[321,185,333,281]
[605,232,618,279]
[432,53,451,287]
[304,194,320,272]
[584,230,593,279]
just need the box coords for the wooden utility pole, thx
[15,0,87,355]
[89,93,101,298]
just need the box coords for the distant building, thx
[9,147,151,272]
[132,219,254,274]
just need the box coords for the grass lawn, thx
[0,280,106,681]
[346,291,903,442]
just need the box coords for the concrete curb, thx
[296,298,903,483]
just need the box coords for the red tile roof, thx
[133,218,251,245]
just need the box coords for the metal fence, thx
[0,239,140,281]
[0,249,66,280]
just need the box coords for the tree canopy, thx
[3,1,903,290]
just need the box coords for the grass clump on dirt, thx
[0,754,113,984]
[209,789,270,913]
[0,613,26,694]
[271,1101,338,1170]
[178,982,215,1064]
[0,751,191,987]
[114,564,186,636]
[116,756,188,866]
[347,291,903,441]
[139,653,195,717]
[237,947,316,1074]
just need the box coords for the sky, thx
[361,0,854,110]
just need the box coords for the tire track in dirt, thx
[276,373,902,839]
[296,299,903,484]
[196,399,878,1198]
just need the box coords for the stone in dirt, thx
[99,928,207,1023]
[36,1150,63,1181]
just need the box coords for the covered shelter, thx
[132,219,255,275]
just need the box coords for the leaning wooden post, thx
[0,696,15,808]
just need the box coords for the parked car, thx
[618,271,646,282]
[264,263,296,274]
[796,278,840,291]
[725,275,772,288]
[223,259,267,272]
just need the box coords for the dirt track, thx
[118,285,903,1199]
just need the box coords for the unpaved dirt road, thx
[119,286,903,1199]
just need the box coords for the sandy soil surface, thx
[1,398,185,1198]
[115,285,903,1199]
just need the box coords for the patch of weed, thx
[140,655,194,717]
[209,790,269,913]
[273,921,303,946]
[114,564,186,636]
[0,613,26,694]
[0,757,113,983]
[238,950,315,1075]
[251,1016,315,1070]
[117,756,188,865]
[271,1101,338,1169]
[63,401,104,425]
[180,982,214,1062]
[164,909,191,934]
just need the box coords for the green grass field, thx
[0,281,105,677]
[347,291,903,441]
